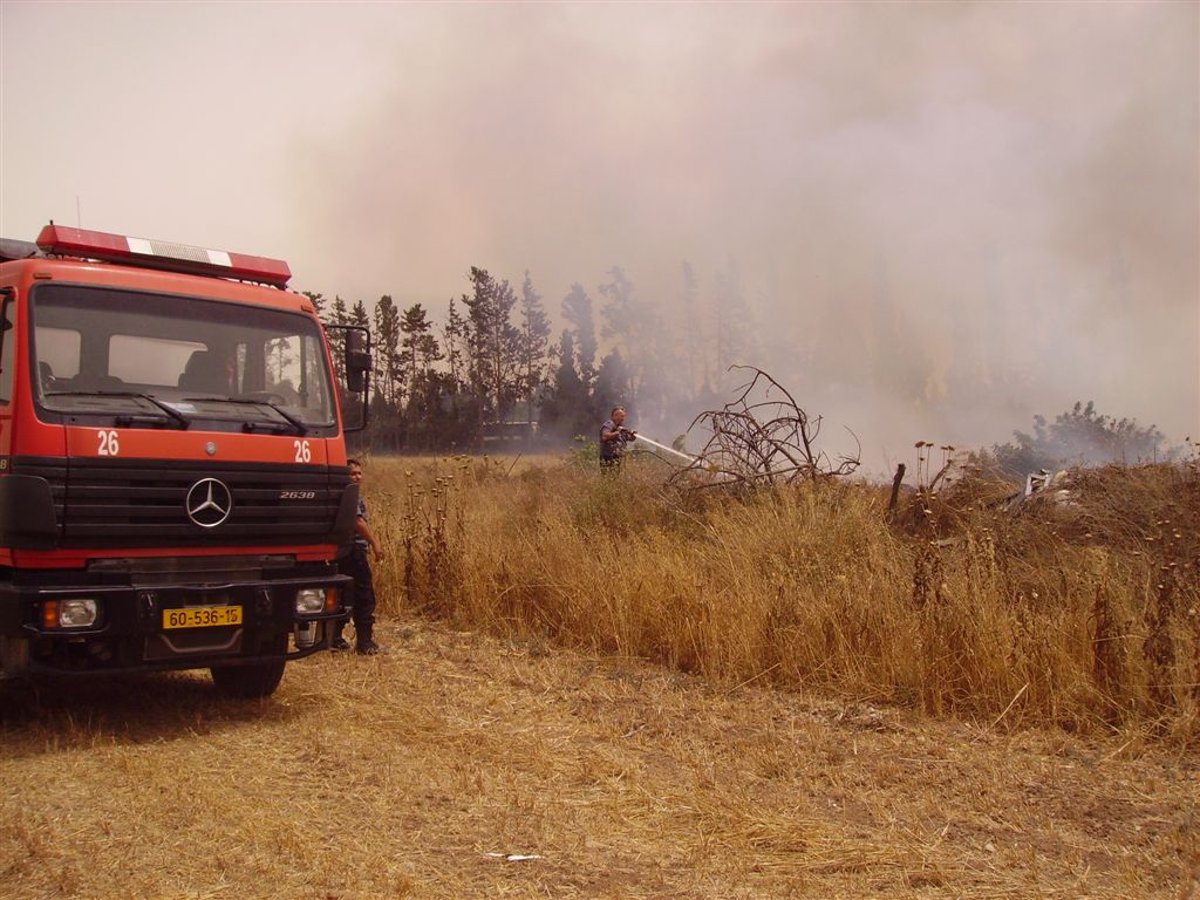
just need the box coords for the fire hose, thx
[627,432,702,466]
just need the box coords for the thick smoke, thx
[290,3,1198,472]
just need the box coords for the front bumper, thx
[0,574,352,676]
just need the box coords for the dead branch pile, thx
[671,366,860,489]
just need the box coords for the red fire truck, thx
[0,224,370,697]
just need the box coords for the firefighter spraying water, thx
[599,406,707,471]
[602,367,862,488]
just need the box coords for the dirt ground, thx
[2,617,1196,899]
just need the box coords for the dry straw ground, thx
[381,451,1199,743]
[2,451,1198,897]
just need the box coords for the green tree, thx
[400,303,442,407]
[435,296,476,449]
[600,266,666,411]
[442,297,466,392]
[328,296,349,326]
[599,267,636,345]
[518,271,552,424]
[561,283,597,388]
[597,266,681,430]
[373,295,403,408]
[540,330,591,439]
[462,267,522,424]
[324,295,350,379]
[594,349,630,414]
[395,304,442,450]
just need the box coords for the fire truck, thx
[0,224,371,697]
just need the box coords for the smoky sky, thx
[294,2,1198,468]
[3,1,1197,469]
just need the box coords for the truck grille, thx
[11,457,350,549]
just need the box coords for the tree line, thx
[304,260,761,454]
[304,263,1175,471]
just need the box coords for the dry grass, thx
[377,452,1200,745]
[1,618,1196,897]
[1,452,1197,897]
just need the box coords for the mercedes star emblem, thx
[185,478,233,528]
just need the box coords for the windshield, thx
[30,284,336,431]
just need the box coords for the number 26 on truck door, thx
[293,439,311,463]
[98,430,119,456]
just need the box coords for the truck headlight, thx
[43,598,100,629]
[294,589,326,615]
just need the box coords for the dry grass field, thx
[2,451,1198,897]
[376,450,1200,744]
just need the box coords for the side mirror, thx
[345,328,371,394]
[322,322,371,433]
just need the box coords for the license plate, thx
[163,606,243,630]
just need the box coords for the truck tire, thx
[210,659,286,698]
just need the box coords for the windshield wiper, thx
[44,390,192,429]
[181,396,308,435]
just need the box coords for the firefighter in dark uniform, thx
[333,458,384,655]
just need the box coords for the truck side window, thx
[0,298,13,403]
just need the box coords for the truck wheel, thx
[210,659,286,698]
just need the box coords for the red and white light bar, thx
[36,224,292,288]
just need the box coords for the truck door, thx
[0,290,14,466]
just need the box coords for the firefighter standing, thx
[333,458,384,655]
[599,406,637,469]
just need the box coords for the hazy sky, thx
[2,1,1197,467]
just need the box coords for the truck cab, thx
[0,225,370,697]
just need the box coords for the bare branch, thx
[669,366,861,490]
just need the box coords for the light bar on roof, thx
[35,224,292,288]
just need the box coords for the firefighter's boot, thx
[355,623,382,656]
[330,619,351,652]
